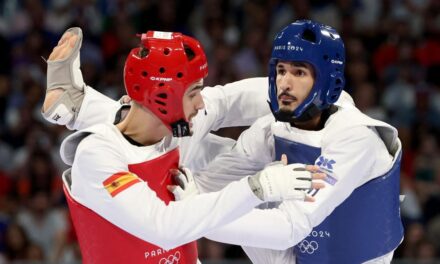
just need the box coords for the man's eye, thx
[295,70,305,76]
[277,69,285,75]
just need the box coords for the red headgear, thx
[124,31,208,136]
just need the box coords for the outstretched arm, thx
[68,131,318,250]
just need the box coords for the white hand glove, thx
[43,27,85,128]
[168,167,199,201]
[248,163,312,202]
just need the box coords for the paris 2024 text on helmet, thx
[124,31,208,137]
[268,20,346,122]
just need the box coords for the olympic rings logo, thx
[298,240,319,254]
[158,251,181,264]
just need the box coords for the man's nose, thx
[278,75,292,92]
[195,96,205,110]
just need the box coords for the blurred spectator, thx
[382,64,417,127]
[233,26,270,79]
[397,222,425,258]
[413,132,440,204]
[16,191,68,263]
[401,176,423,222]
[205,41,239,86]
[353,82,387,121]
[427,216,440,255]
[3,222,44,262]
[45,0,74,35]
[415,239,438,263]
[0,76,10,133]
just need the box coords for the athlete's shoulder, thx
[242,113,275,141]
[77,124,120,147]
[325,107,370,134]
[323,105,398,150]
[237,113,275,159]
[253,113,276,128]
[327,105,395,132]
[334,90,355,109]
[61,123,122,166]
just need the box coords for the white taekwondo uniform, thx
[194,100,403,264]
[61,77,402,263]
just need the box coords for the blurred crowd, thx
[0,0,439,263]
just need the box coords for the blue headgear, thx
[268,20,345,121]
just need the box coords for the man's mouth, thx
[279,94,297,104]
[187,113,196,127]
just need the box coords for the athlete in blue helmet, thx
[268,20,345,123]
[43,21,403,263]
[195,20,404,263]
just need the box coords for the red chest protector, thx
[64,148,198,264]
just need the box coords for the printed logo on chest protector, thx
[316,156,338,185]
[159,252,180,264]
[144,248,181,263]
[297,230,331,254]
[298,239,319,254]
[316,156,336,170]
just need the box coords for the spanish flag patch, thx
[103,172,141,197]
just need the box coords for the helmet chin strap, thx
[171,119,191,137]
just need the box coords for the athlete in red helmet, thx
[46,28,325,263]
[123,31,208,137]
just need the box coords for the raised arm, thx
[42,27,119,130]
[193,114,275,192]
[203,77,271,127]
[43,28,272,134]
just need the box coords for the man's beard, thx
[276,108,294,122]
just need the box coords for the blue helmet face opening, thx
[268,20,346,120]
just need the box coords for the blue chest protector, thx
[274,135,404,264]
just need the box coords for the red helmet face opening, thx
[124,31,208,136]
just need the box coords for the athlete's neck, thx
[116,102,170,146]
[291,114,322,130]
[291,106,337,130]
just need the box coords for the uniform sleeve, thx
[71,135,262,250]
[179,133,236,173]
[204,205,299,250]
[203,200,321,262]
[191,77,270,139]
[74,77,269,134]
[70,86,121,130]
[194,115,274,193]
[279,125,392,245]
